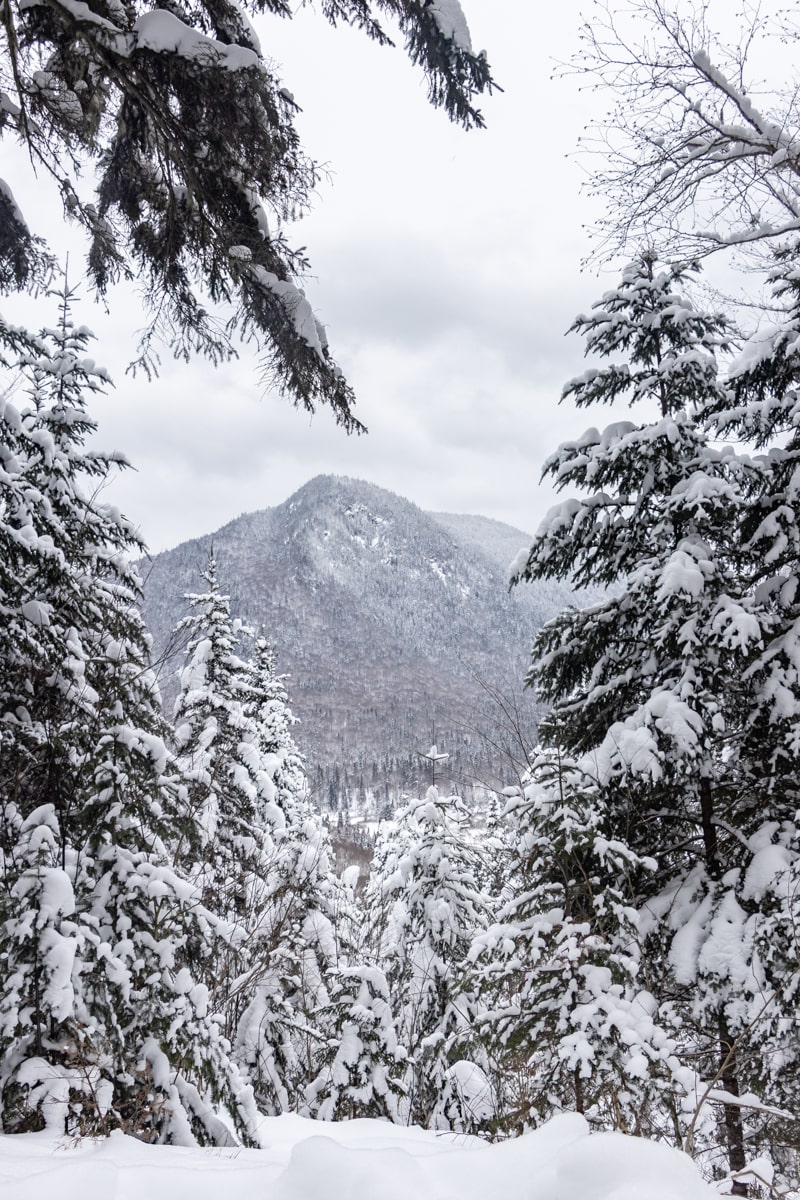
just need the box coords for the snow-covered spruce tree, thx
[172,560,284,1040]
[478,787,515,905]
[365,787,491,1131]
[305,963,407,1122]
[512,257,772,1185]
[471,755,679,1140]
[173,604,338,1114]
[0,291,260,1143]
[0,316,48,850]
[246,635,307,828]
[235,637,341,1115]
[237,634,342,1114]
[697,246,800,1172]
[707,246,800,816]
[0,0,493,418]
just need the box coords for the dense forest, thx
[4,1,800,1197]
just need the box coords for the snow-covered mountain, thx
[140,475,576,805]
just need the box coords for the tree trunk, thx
[719,1016,748,1198]
[700,776,748,1196]
[699,776,719,880]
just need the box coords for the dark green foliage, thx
[0,0,494,422]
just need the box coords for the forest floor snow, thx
[0,1110,733,1200]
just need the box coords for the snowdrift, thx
[0,1111,721,1200]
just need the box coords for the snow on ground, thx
[0,1112,723,1200]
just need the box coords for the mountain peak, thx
[141,476,573,803]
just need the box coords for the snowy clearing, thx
[0,1112,722,1200]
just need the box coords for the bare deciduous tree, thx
[574,0,800,268]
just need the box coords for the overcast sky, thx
[13,1,612,553]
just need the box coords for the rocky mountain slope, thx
[140,475,578,808]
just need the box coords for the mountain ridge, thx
[140,475,573,806]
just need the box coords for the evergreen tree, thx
[305,964,406,1122]
[170,562,333,1089]
[233,798,340,1114]
[472,757,680,1140]
[513,257,775,1185]
[695,246,800,1175]
[478,787,515,903]
[172,557,277,967]
[204,630,341,1114]
[708,247,800,817]
[247,635,307,827]
[0,290,259,1143]
[366,786,490,1131]
[0,0,494,414]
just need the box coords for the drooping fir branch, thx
[0,0,495,427]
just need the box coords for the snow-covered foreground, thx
[0,1112,723,1200]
